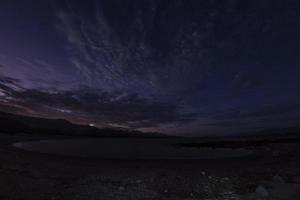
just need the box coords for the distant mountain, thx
[0,111,166,138]
[258,126,300,137]
[233,127,300,140]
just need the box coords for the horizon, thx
[1,109,300,139]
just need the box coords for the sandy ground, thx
[0,133,300,200]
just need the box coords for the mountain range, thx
[0,111,165,138]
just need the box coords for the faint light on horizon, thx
[108,123,129,129]
[89,123,95,127]
[56,108,72,113]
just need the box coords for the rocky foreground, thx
[0,134,299,200]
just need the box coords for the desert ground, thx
[0,133,299,200]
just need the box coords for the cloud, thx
[211,103,300,121]
[0,75,20,86]
[55,1,217,101]
[230,71,266,91]
[2,1,300,135]
[0,75,23,96]
[0,77,197,128]
[0,57,78,91]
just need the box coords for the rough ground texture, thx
[0,134,299,200]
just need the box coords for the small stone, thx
[118,186,125,191]
[136,179,143,184]
[272,150,281,156]
[292,177,300,184]
[201,171,206,176]
[273,175,284,183]
[163,189,168,193]
[255,185,269,197]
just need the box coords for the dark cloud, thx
[229,71,266,92]
[0,75,20,85]
[1,1,300,135]
[0,78,197,128]
[55,0,300,103]
[0,75,22,96]
[212,104,300,121]
[55,0,218,99]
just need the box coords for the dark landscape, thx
[0,111,299,199]
[1,0,300,199]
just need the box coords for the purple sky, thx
[1,0,300,136]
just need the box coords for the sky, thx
[0,0,300,136]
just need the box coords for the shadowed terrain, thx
[0,111,299,200]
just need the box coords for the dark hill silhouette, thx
[0,111,166,138]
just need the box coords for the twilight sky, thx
[0,0,300,136]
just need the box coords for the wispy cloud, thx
[1,1,300,135]
[0,76,197,128]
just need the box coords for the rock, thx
[272,150,281,156]
[136,179,143,184]
[255,185,269,198]
[163,189,168,193]
[292,177,300,184]
[118,186,125,191]
[242,182,300,200]
[201,171,206,176]
[273,175,284,183]
[268,182,300,199]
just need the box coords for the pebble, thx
[118,186,125,191]
[136,179,143,184]
[272,150,281,156]
[255,185,269,197]
[272,175,284,183]
[292,177,300,184]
